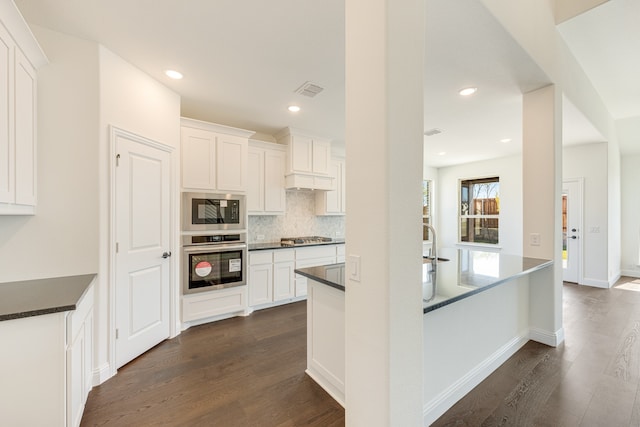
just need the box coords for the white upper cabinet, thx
[0,3,47,215]
[180,117,253,193]
[316,158,346,216]
[275,127,333,190]
[247,141,286,215]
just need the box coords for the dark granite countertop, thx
[249,239,345,251]
[295,248,553,313]
[0,274,96,321]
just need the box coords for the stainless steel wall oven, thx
[182,233,247,294]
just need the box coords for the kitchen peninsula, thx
[296,248,552,421]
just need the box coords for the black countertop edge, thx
[295,266,345,292]
[249,239,345,251]
[422,258,553,314]
[0,273,96,322]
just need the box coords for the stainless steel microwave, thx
[182,192,246,232]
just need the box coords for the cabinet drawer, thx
[274,249,295,263]
[295,245,336,260]
[250,250,273,265]
[182,287,246,322]
[336,244,345,256]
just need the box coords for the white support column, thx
[345,0,425,425]
[523,85,564,344]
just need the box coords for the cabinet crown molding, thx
[181,117,255,138]
[0,2,48,68]
[274,126,332,142]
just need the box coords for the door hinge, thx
[115,242,119,253]
[115,329,119,339]
[116,153,121,166]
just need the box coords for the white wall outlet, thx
[348,254,361,282]
[530,233,541,246]
[256,234,265,241]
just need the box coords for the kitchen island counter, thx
[295,248,552,313]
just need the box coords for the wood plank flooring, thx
[82,277,640,426]
[80,302,344,426]
[433,277,640,427]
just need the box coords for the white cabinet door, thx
[14,48,37,207]
[290,134,313,173]
[181,127,216,190]
[312,138,331,175]
[247,147,264,213]
[263,149,286,213]
[316,159,345,216]
[217,134,247,192]
[249,263,273,306]
[0,25,12,204]
[273,261,295,301]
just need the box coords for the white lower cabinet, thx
[182,286,247,324]
[294,246,338,297]
[0,282,94,427]
[249,249,295,307]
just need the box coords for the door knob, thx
[162,251,172,258]
[571,228,577,232]
[569,236,578,240]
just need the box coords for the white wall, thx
[563,143,609,285]
[436,155,523,255]
[0,26,99,283]
[97,46,181,381]
[621,154,640,277]
[607,137,621,284]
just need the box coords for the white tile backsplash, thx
[248,190,345,243]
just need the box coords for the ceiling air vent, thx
[295,81,324,97]
[424,128,443,137]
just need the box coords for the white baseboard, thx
[581,277,610,288]
[305,369,345,408]
[93,362,113,386]
[530,327,564,347]
[422,333,529,426]
[621,270,640,279]
[181,310,245,331]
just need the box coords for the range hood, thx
[285,172,334,191]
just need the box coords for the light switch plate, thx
[530,233,541,246]
[348,254,361,282]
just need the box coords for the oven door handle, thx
[183,243,247,254]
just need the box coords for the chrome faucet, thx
[424,224,437,270]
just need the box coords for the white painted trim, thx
[180,117,254,138]
[0,1,48,68]
[305,369,345,408]
[530,327,564,347]
[92,363,113,386]
[422,333,529,426]
[581,277,610,288]
[609,272,621,287]
[108,126,176,377]
[180,309,248,331]
[620,270,640,279]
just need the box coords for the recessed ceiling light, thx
[438,151,446,156]
[458,87,478,96]
[500,138,512,143]
[165,70,183,80]
[288,105,301,113]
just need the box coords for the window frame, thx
[458,176,500,246]
[422,179,433,242]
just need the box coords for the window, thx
[422,180,432,241]
[460,177,499,245]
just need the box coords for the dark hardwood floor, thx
[81,301,344,426]
[434,276,640,427]
[82,277,640,426]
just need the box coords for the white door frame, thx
[108,126,177,377]
[562,177,584,284]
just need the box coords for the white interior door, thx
[114,129,171,368]
[562,179,582,283]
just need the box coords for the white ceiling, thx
[558,0,640,155]
[14,0,631,167]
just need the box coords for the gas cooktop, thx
[280,236,333,247]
